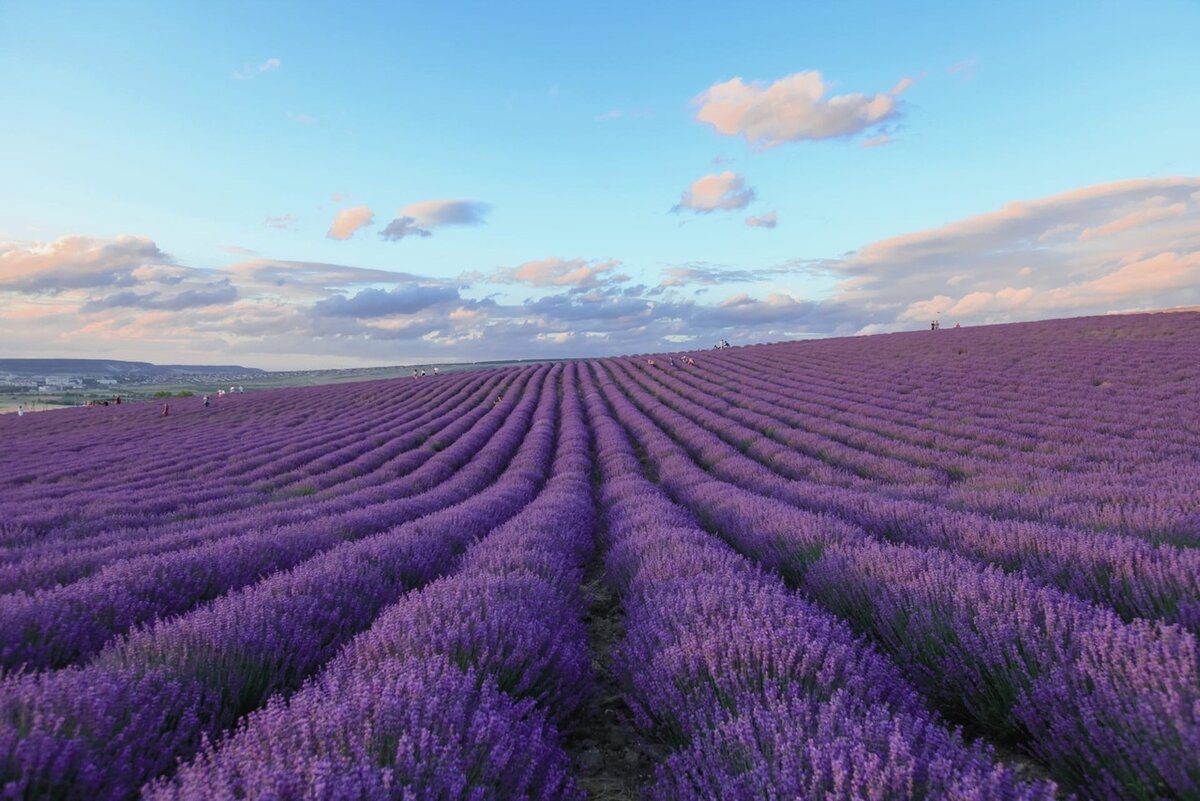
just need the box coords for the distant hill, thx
[0,358,265,377]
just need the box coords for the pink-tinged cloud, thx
[0,235,239,318]
[860,133,893,148]
[491,257,625,288]
[398,199,490,226]
[327,206,375,240]
[673,171,755,213]
[1078,201,1186,241]
[853,177,1200,327]
[745,210,778,229]
[1087,251,1200,296]
[4,177,1198,368]
[380,199,490,241]
[847,178,1200,272]
[693,71,912,148]
[0,235,173,293]
[948,59,978,78]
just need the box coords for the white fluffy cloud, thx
[693,71,912,149]
[673,171,755,213]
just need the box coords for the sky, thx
[2,1,1199,369]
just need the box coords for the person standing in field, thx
[162,403,170,417]
[203,395,210,407]
[16,404,23,417]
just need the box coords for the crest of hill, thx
[0,358,265,377]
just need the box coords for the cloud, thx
[1078,201,1186,241]
[656,262,791,289]
[311,284,460,318]
[595,108,653,122]
[489,257,625,289]
[860,133,893,148]
[234,57,282,80]
[227,258,439,301]
[327,206,375,240]
[378,218,432,240]
[222,245,259,256]
[830,177,1200,326]
[948,59,977,78]
[398,199,490,226]
[673,171,755,213]
[0,235,174,293]
[693,71,912,149]
[264,214,297,230]
[287,112,316,125]
[0,235,244,330]
[745,210,778,229]
[81,282,238,313]
[380,199,490,241]
[4,178,1198,368]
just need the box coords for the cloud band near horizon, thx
[2,177,1198,367]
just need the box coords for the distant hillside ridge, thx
[0,358,266,377]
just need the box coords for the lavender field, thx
[2,312,1199,801]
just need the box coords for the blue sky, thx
[2,1,1199,368]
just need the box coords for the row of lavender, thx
[595,315,1200,799]
[1,365,560,797]
[0,371,512,594]
[710,344,1200,540]
[577,363,1060,800]
[150,361,598,799]
[0,369,533,669]
[695,315,1200,541]
[609,353,1200,635]
[0,369,501,545]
